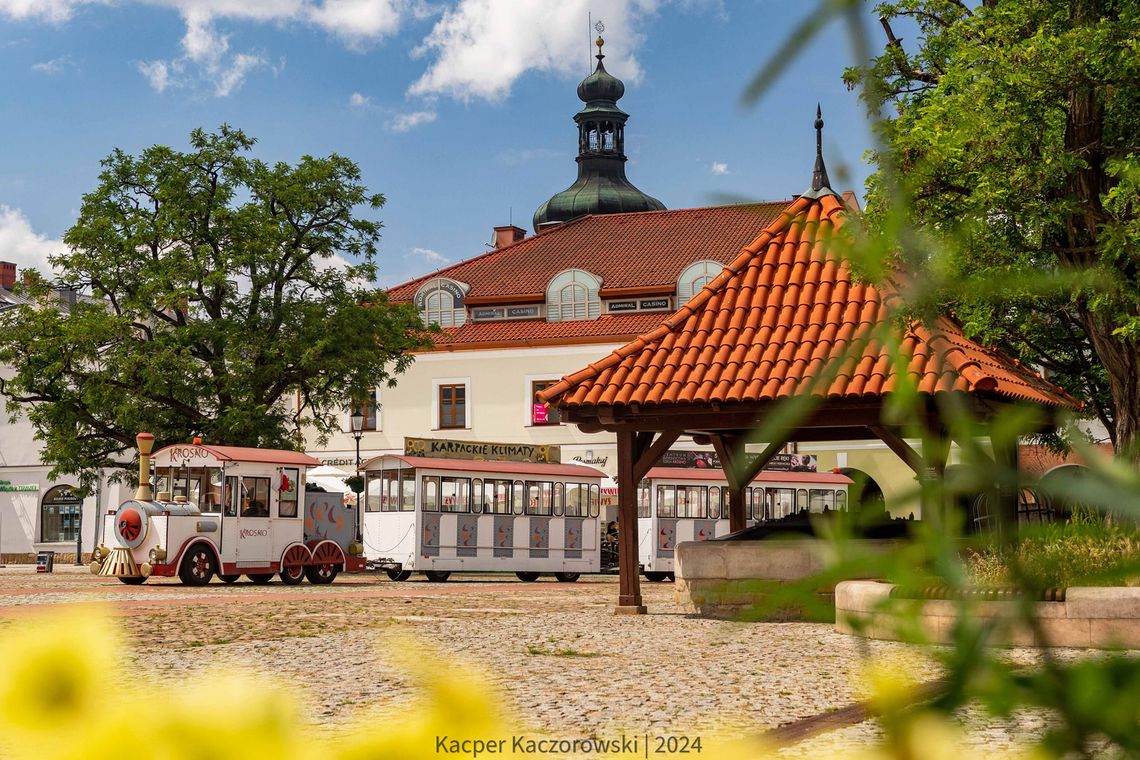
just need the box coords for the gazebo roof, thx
[539,193,1079,415]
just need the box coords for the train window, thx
[589,484,601,518]
[637,481,651,518]
[770,488,794,519]
[366,473,384,512]
[796,489,808,513]
[471,479,484,513]
[564,483,584,517]
[512,481,524,515]
[278,468,300,518]
[657,485,676,518]
[809,489,835,512]
[421,476,440,512]
[677,486,708,518]
[400,470,417,511]
[224,477,238,517]
[708,486,720,519]
[553,483,565,516]
[156,469,172,499]
[836,490,847,512]
[485,480,511,514]
[240,477,270,518]
[526,481,553,516]
[441,477,469,513]
[204,469,224,512]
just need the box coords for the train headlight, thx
[140,563,153,578]
[148,546,167,563]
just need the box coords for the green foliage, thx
[855,0,1140,452]
[0,126,433,486]
[968,517,1140,588]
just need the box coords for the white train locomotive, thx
[90,433,365,585]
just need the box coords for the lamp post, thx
[350,410,365,541]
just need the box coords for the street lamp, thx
[350,410,365,541]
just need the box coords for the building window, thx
[438,383,467,429]
[531,380,561,425]
[677,260,723,303]
[414,278,467,328]
[546,269,601,322]
[40,485,82,543]
[349,388,379,431]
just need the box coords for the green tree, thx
[0,126,431,485]
[853,0,1140,456]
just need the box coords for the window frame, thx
[527,377,562,426]
[433,378,471,430]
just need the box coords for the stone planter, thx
[674,538,897,620]
[835,580,1140,649]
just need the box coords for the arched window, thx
[546,269,602,322]
[414,278,467,328]
[676,260,724,303]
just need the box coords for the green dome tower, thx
[533,36,665,232]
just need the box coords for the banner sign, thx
[656,450,817,472]
[405,437,560,464]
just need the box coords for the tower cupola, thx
[533,34,665,232]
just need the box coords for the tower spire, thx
[804,104,837,199]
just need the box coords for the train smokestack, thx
[135,432,155,500]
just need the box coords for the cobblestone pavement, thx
[0,566,1129,756]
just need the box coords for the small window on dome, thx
[677,260,724,303]
[547,269,602,322]
[414,278,467,328]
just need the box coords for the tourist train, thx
[636,467,854,581]
[361,451,605,582]
[90,433,364,585]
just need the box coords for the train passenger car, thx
[637,468,853,581]
[92,433,364,586]
[362,454,604,582]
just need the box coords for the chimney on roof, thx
[0,261,14,291]
[493,225,526,249]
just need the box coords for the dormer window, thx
[547,269,602,322]
[414,278,468,328]
[677,260,723,303]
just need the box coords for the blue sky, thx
[0,0,879,287]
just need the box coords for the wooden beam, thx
[709,434,748,532]
[633,430,682,483]
[614,430,646,614]
[868,425,923,474]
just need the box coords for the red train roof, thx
[643,467,852,485]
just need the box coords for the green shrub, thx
[967,519,1140,589]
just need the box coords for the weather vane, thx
[595,20,605,34]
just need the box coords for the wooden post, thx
[728,486,746,532]
[991,434,1020,543]
[615,429,646,614]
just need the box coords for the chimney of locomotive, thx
[135,432,155,500]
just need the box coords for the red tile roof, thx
[539,194,1080,411]
[388,202,791,303]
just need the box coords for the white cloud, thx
[213,51,264,95]
[386,109,437,132]
[410,0,657,102]
[306,0,402,45]
[136,60,174,92]
[710,161,729,175]
[409,246,447,264]
[349,91,371,106]
[31,55,69,73]
[0,0,103,23]
[496,147,559,166]
[0,206,62,276]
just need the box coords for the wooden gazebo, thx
[539,135,1079,613]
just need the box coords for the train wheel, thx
[306,564,339,585]
[424,570,451,583]
[644,572,667,583]
[386,569,412,581]
[666,573,676,582]
[515,571,540,582]
[218,574,240,584]
[178,546,215,586]
[279,565,305,585]
[554,572,580,583]
[248,573,274,585]
[118,576,146,585]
